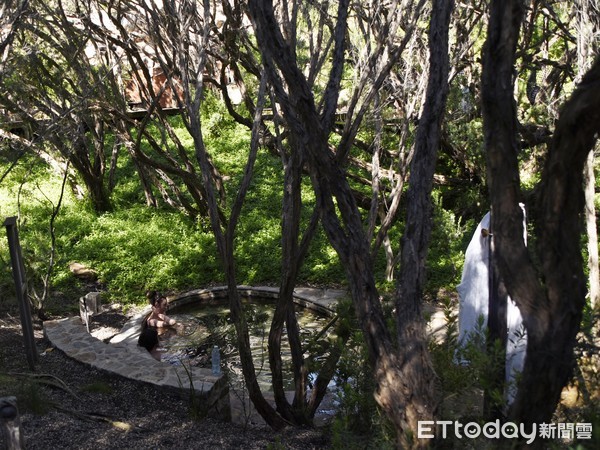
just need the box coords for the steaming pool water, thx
[155,297,337,392]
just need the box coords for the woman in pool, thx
[138,327,161,361]
[146,291,177,328]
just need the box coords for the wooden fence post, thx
[4,217,38,370]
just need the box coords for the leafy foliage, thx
[0,114,349,306]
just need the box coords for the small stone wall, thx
[168,285,339,316]
[44,317,230,421]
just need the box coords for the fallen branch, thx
[52,404,138,432]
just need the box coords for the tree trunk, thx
[194,70,288,429]
[247,1,442,446]
[395,0,454,441]
[191,113,288,430]
[512,57,600,427]
[70,149,111,214]
[146,2,290,428]
[0,0,28,73]
[269,146,307,424]
[481,0,541,332]
[482,0,600,435]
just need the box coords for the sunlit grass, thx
[1,101,462,310]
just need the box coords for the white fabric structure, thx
[456,209,528,404]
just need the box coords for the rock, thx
[69,262,98,281]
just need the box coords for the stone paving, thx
[42,286,348,425]
[44,316,218,389]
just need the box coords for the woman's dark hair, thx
[146,290,163,307]
[138,327,159,352]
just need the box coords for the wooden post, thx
[4,217,38,370]
[80,292,102,333]
[0,397,25,450]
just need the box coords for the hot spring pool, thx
[155,297,336,391]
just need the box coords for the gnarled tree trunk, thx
[396,0,454,440]
[482,0,600,437]
[248,0,454,446]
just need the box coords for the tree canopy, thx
[1,0,599,448]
